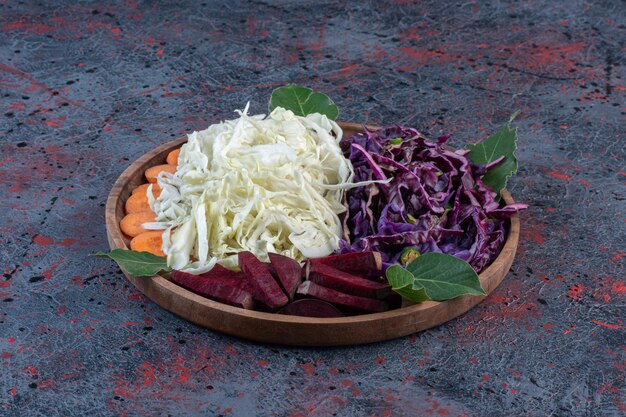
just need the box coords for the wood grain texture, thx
[105,122,520,346]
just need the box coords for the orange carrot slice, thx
[130,231,165,257]
[120,211,157,237]
[166,148,180,166]
[145,164,176,183]
[125,192,151,214]
[131,183,162,198]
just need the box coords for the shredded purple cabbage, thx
[339,126,527,272]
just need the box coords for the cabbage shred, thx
[147,105,354,273]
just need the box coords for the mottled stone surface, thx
[0,1,624,416]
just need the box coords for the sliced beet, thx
[171,270,254,309]
[296,281,388,313]
[238,251,288,311]
[306,262,391,299]
[384,292,403,310]
[200,263,244,280]
[268,252,302,300]
[308,251,382,277]
[277,299,344,318]
[199,264,251,292]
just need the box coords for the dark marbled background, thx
[0,1,624,416]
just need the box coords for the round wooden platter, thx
[105,122,521,347]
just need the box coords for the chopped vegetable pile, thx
[147,104,355,273]
[97,84,529,315]
[339,125,527,272]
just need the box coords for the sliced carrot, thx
[132,183,162,198]
[120,211,157,238]
[125,192,151,214]
[145,164,176,183]
[130,231,165,257]
[166,148,180,166]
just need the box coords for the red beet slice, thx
[277,299,344,318]
[200,263,243,280]
[296,281,388,313]
[171,270,254,309]
[306,262,391,299]
[268,253,302,300]
[308,251,382,277]
[199,264,251,292]
[238,251,289,311]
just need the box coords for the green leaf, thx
[465,111,520,196]
[390,138,403,145]
[386,265,430,303]
[269,84,338,120]
[91,249,171,277]
[405,252,486,300]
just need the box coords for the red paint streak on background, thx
[39,379,55,388]
[57,238,79,247]
[563,323,576,335]
[299,363,315,376]
[43,258,64,280]
[398,47,454,66]
[599,383,618,395]
[2,21,55,34]
[44,115,67,128]
[138,362,156,387]
[548,171,571,180]
[612,281,626,297]
[23,365,38,378]
[567,284,585,300]
[521,219,546,245]
[591,320,624,330]
[81,319,99,334]
[507,41,587,73]
[610,250,625,265]
[33,235,53,245]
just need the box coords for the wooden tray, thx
[105,122,521,346]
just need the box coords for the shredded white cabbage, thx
[148,105,355,272]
